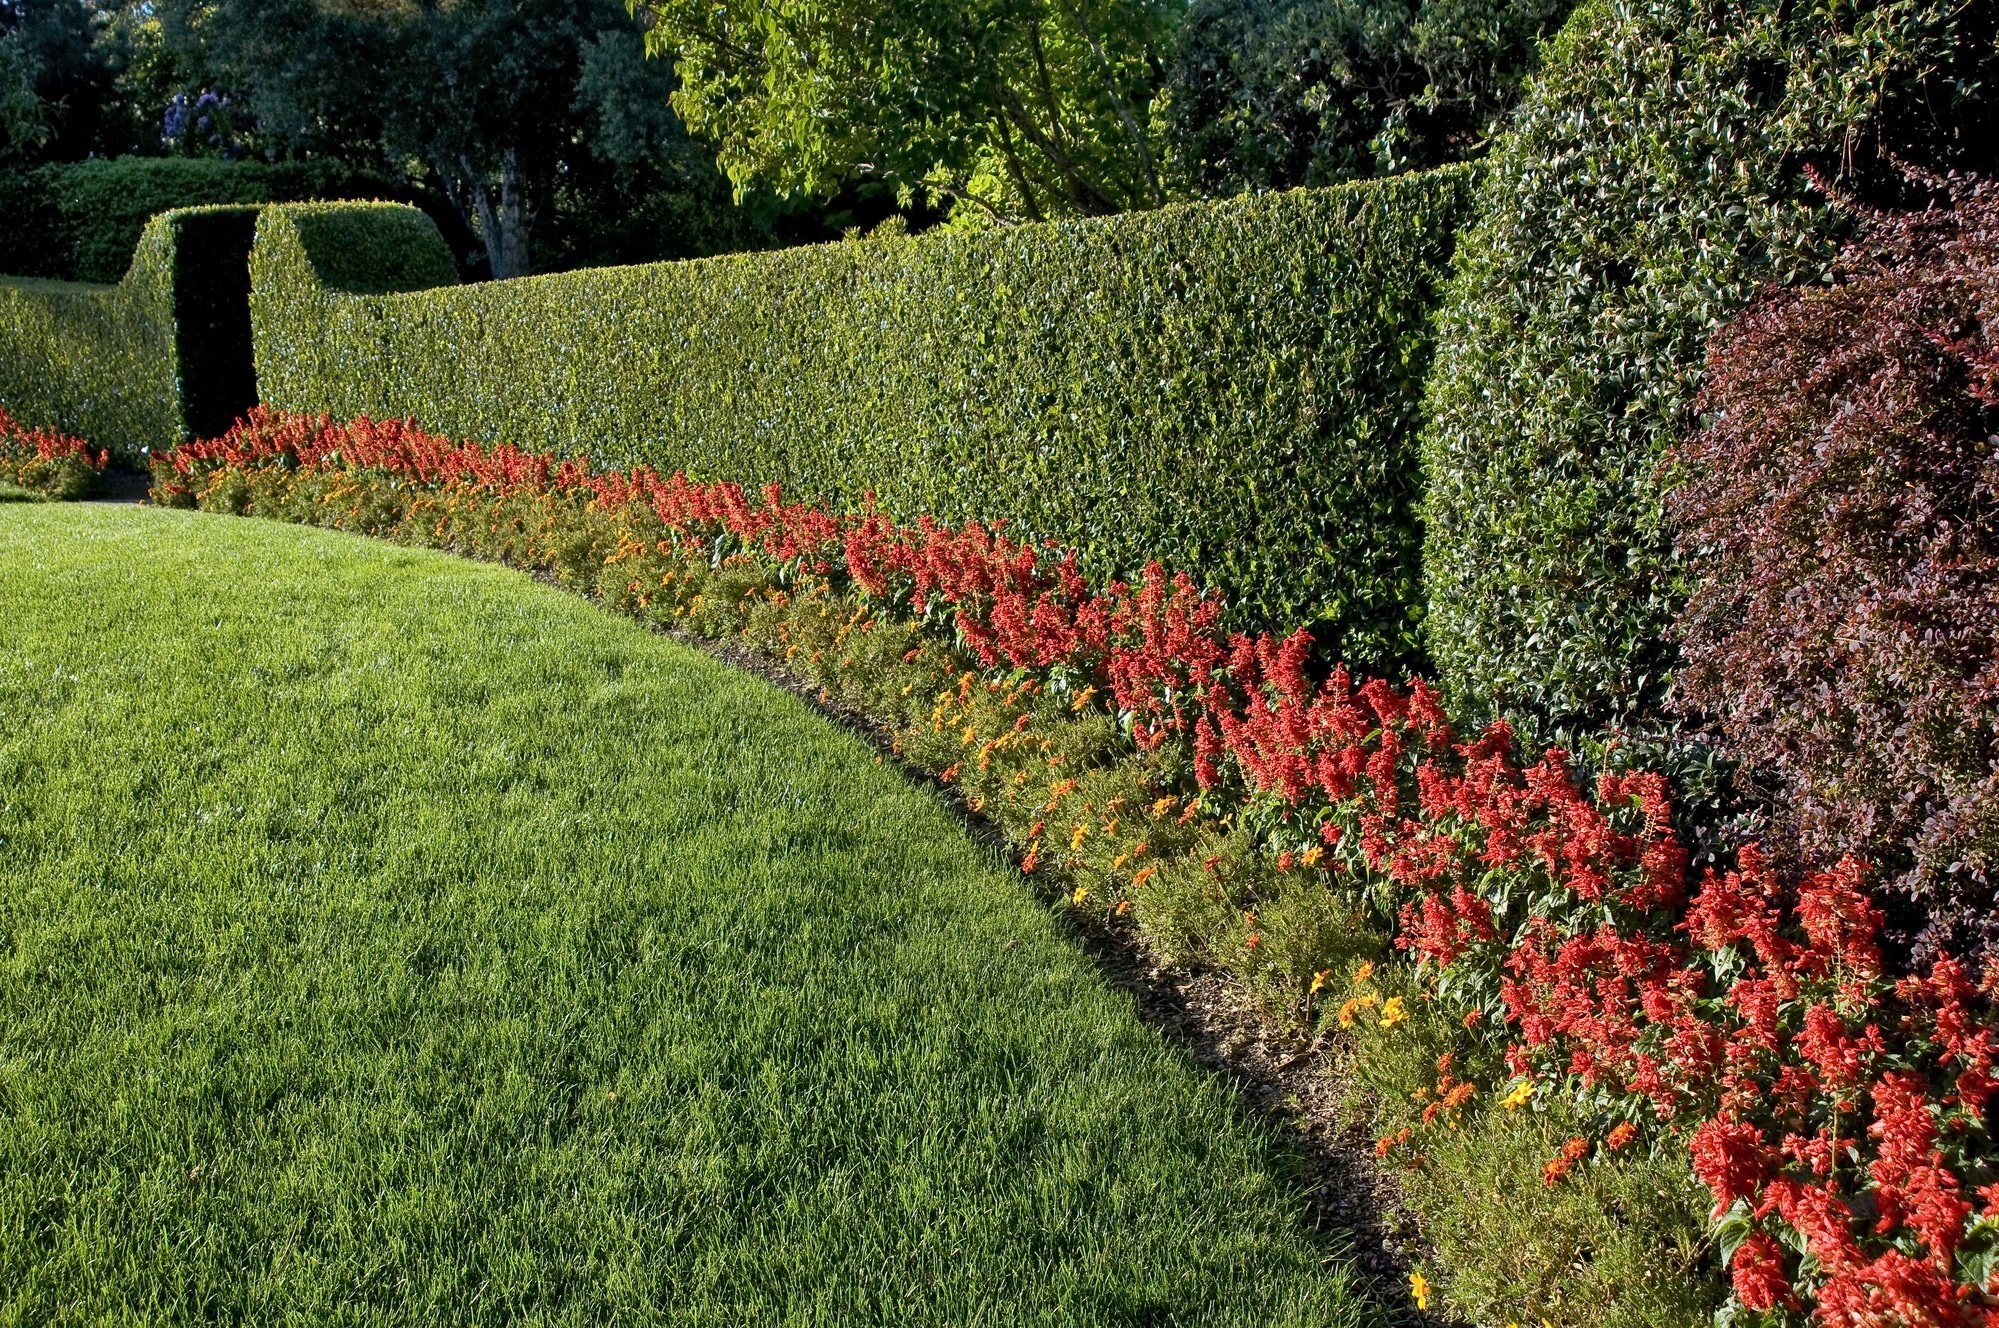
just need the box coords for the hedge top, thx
[268,202,462,295]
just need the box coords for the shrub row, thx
[1417,0,1999,739]
[0,205,272,464]
[0,157,428,286]
[156,409,1999,1326]
[248,169,1475,673]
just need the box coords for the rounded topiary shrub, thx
[1667,183,1999,962]
[1418,0,1999,739]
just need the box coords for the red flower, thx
[1729,1232,1799,1312]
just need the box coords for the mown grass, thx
[0,504,1380,1327]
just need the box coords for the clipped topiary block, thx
[0,205,273,463]
[250,171,1473,672]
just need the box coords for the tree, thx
[0,0,162,168]
[1158,0,1575,196]
[167,0,741,277]
[632,0,1180,226]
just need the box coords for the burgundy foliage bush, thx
[1668,179,1999,962]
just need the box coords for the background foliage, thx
[152,0,752,278]
[7,157,419,284]
[0,0,164,169]
[0,0,787,280]
[1158,0,1574,197]
[250,170,1473,671]
[1416,0,1999,743]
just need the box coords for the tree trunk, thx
[466,148,532,280]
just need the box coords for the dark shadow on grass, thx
[85,467,154,505]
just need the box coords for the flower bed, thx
[0,407,107,500]
[155,409,1999,1326]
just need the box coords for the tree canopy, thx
[152,0,749,277]
[633,0,1180,226]
[4,0,1576,270]
[0,0,163,168]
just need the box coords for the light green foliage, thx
[250,169,1472,669]
[1418,0,1999,737]
[636,0,1180,225]
[0,503,1378,1326]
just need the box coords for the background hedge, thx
[0,158,428,286]
[0,205,266,462]
[250,170,1473,671]
[1416,0,1999,739]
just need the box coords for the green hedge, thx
[6,157,424,286]
[0,170,64,280]
[1417,0,1999,737]
[251,171,1474,668]
[0,205,266,461]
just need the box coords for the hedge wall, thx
[1417,0,1999,737]
[0,205,266,461]
[251,170,1474,669]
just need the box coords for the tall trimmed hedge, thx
[0,205,266,461]
[1417,0,1999,736]
[251,171,1473,668]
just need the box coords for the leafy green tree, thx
[0,0,163,167]
[0,35,49,162]
[167,0,746,276]
[633,0,1180,226]
[1159,0,1574,196]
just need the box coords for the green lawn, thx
[0,505,1378,1327]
